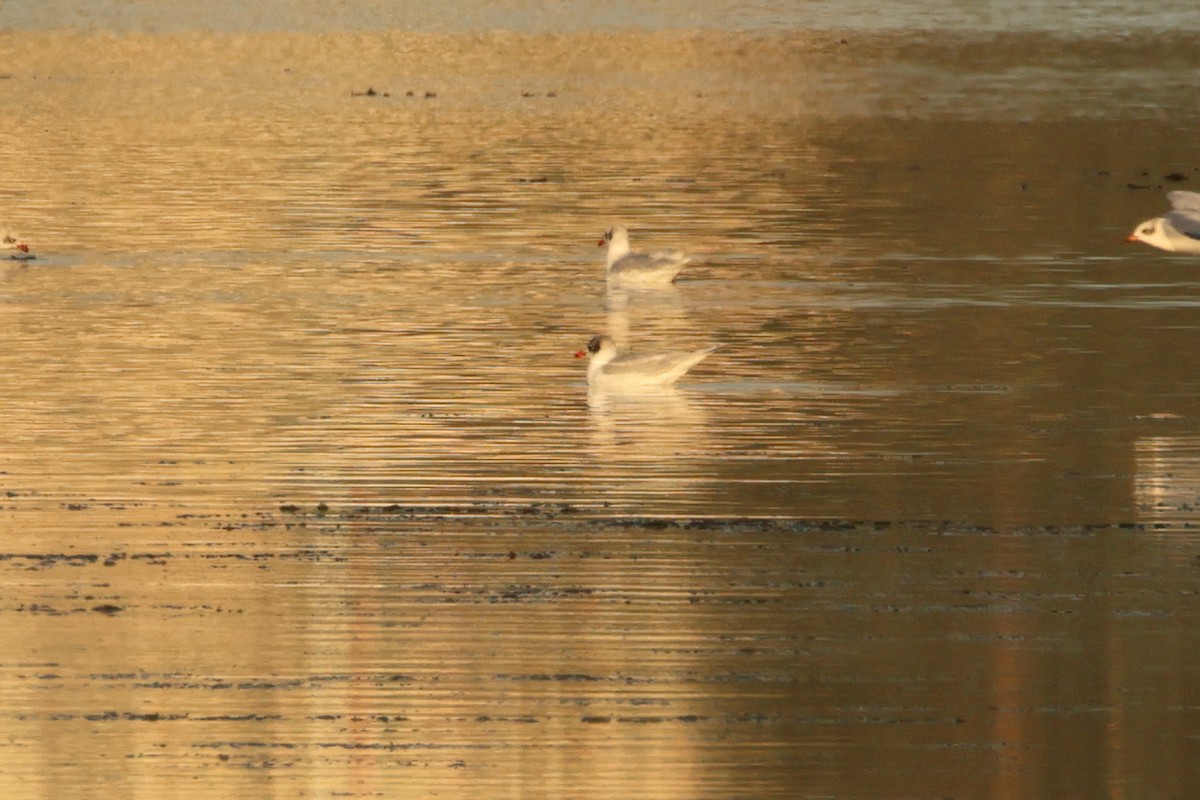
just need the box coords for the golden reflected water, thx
[2,23,1200,800]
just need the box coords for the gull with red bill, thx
[574,334,718,390]
[1126,190,1200,254]
[598,223,691,288]
[2,229,34,260]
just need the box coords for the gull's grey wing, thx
[1166,191,1200,238]
[604,350,691,374]
[604,348,716,381]
[609,251,689,275]
[1167,191,1200,214]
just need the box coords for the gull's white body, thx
[576,334,716,389]
[1127,191,1200,254]
[600,224,691,288]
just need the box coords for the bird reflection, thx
[604,285,690,350]
[590,383,710,479]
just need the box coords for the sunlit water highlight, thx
[3,11,1200,799]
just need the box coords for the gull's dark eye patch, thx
[587,335,603,353]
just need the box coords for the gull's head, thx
[1126,217,1174,252]
[575,334,616,361]
[599,224,631,268]
[1,229,28,253]
[598,224,630,250]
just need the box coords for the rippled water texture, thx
[2,12,1200,799]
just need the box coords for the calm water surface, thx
[2,8,1200,798]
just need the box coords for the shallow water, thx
[2,9,1200,798]
[5,512,1199,798]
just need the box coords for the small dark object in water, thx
[352,87,389,98]
[1164,172,1187,182]
[1125,183,1152,190]
[424,91,437,98]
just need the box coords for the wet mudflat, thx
[4,4,1200,798]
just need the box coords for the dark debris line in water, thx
[284,501,1186,532]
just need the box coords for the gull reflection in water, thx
[585,384,713,507]
[604,285,690,351]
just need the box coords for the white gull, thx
[599,224,691,288]
[1126,191,1200,254]
[574,334,717,389]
